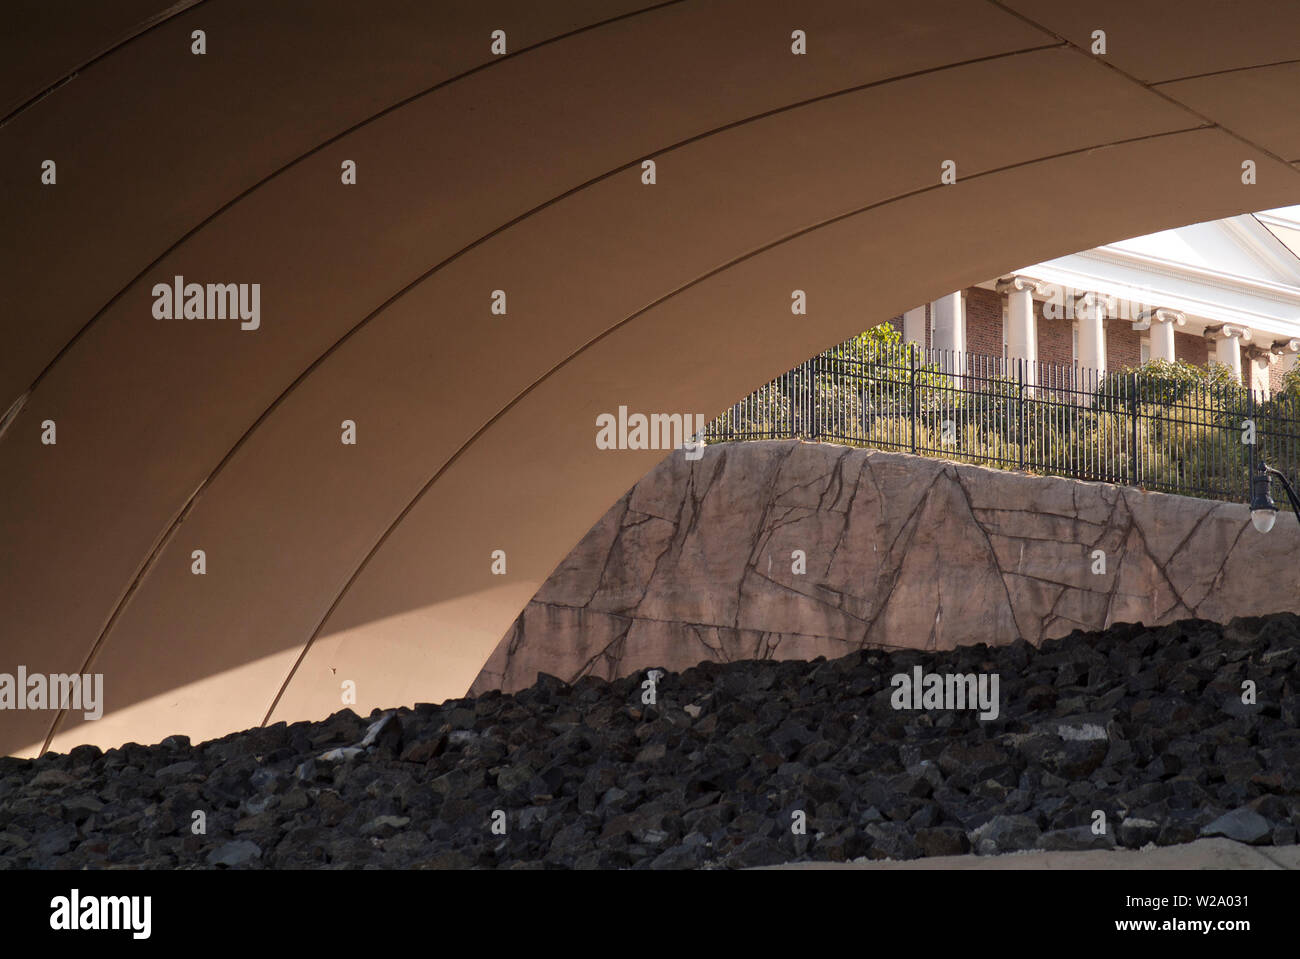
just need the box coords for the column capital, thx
[995,275,1043,295]
[1203,323,1252,342]
[1075,290,1114,317]
[1131,308,1186,332]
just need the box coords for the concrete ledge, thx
[767,838,1300,870]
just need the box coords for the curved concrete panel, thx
[1007,0,1300,84]
[1160,63,1300,163]
[0,0,193,119]
[5,1,1300,755]
[0,0,663,407]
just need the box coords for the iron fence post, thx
[1247,386,1256,501]
[910,344,918,454]
[1017,358,1025,471]
[801,362,807,439]
[788,369,797,440]
[1129,371,1139,486]
[810,354,818,440]
[794,365,803,439]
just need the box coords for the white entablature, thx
[1023,213,1300,337]
[967,207,1300,391]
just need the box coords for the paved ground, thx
[770,838,1300,869]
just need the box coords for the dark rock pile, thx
[3,614,1300,869]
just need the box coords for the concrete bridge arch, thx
[3,0,1300,755]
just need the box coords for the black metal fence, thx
[704,341,1300,507]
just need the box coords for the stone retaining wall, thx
[471,441,1300,694]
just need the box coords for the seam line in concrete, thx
[989,0,1300,171]
[0,0,210,129]
[1152,56,1300,86]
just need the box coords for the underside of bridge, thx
[3,0,1300,757]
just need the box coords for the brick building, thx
[888,207,1300,396]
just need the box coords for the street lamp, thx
[1250,458,1300,533]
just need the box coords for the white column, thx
[930,291,964,378]
[997,276,1040,388]
[902,306,927,347]
[1133,308,1185,363]
[1246,348,1275,397]
[1205,324,1250,383]
[1075,292,1107,386]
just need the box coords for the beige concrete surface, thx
[3,1,1300,755]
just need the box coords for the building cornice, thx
[1075,246,1300,308]
[1021,257,1300,344]
[1222,215,1300,281]
[1255,211,1300,236]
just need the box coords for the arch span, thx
[3,0,1300,756]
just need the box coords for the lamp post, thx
[1250,458,1300,533]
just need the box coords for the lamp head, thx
[1251,459,1278,533]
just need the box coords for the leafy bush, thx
[1279,363,1300,396]
[1098,358,1242,408]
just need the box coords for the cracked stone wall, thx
[470,440,1300,695]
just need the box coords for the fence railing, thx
[704,343,1300,507]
